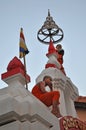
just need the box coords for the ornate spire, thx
[37,10,64,44]
[43,9,58,30]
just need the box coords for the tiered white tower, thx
[36,10,79,118]
[36,41,79,117]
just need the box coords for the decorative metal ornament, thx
[37,10,64,44]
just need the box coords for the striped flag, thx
[19,28,29,58]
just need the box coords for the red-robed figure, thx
[56,44,66,75]
[32,75,62,118]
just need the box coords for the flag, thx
[19,28,29,58]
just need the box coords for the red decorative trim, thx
[60,116,86,130]
[46,40,57,57]
[1,67,30,82]
[7,56,25,71]
[45,63,57,68]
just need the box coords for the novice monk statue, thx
[56,44,66,75]
[32,75,62,118]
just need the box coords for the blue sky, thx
[0,0,86,96]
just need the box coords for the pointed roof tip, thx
[48,40,56,52]
[20,27,23,32]
[46,40,56,57]
[48,9,50,16]
[7,56,25,71]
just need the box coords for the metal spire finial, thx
[48,9,50,17]
[37,10,64,44]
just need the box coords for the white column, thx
[64,78,79,117]
[52,78,67,116]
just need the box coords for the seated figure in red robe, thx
[32,75,62,118]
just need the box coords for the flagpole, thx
[23,54,28,90]
[19,27,29,90]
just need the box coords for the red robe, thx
[32,84,60,106]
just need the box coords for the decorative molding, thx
[52,78,65,91]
